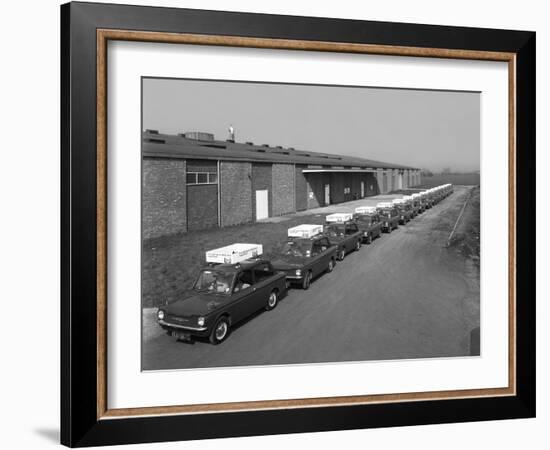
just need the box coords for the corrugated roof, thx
[142,131,418,170]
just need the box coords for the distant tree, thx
[442,167,452,174]
[421,169,433,177]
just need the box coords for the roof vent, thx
[262,144,270,147]
[145,138,165,144]
[245,141,254,145]
[183,131,215,141]
[276,145,283,149]
[145,129,159,134]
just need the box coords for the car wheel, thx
[326,258,335,273]
[338,249,345,261]
[266,289,278,311]
[302,271,312,290]
[209,316,230,345]
[355,240,361,251]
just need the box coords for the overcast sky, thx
[143,78,480,172]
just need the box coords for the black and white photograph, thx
[141,78,481,371]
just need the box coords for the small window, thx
[311,244,322,256]
[234,270,255,292]
[187,171,218,185]
[345,225,356,235]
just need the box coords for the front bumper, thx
[158,319,209,337]
[285,273,304,281]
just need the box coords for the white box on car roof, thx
[355,206,377,214]
[287,224,323,238]
[376,202,394,208]
[205,243,263,264]
[326,213,353,223]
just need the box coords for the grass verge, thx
[447,186,480,264]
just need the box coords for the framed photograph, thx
[61,2,535,447]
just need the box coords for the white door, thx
[324,184,330,205]
[360,181,365,198]
[255,190,269,220]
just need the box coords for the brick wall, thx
[187,184,218,231]
[251,163,273,219]
[330,173,345,204]
[220,161,252,226]
[272,163,295,216]
[142,158,187,239]
[306,173,326,208]
[295,165,308,211]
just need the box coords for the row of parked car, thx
[157,184,454,344]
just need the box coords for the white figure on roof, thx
[228,124,235,142]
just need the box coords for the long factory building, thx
[143,130,421,239]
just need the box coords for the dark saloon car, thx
[271,235,338,289]
[393,201,414,224]
[353,213,383,244]
[377,204,400,233]
[323,221,363,260]
[157,259,287,344]
[411,196,422,215]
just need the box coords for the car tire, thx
[338,249,345,261]
[302,271,312,290]
[266,289,278,311]
[355,240,361,251]
[326,258,335,273]
[209,316,230,345]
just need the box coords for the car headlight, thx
[295,269,302,276]
[197,316,205,327]
[364,231,369,236]
[157,310,165,320]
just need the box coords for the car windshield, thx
[281,240,312,257]
[355,215,373,225]
[193,269,234,294]
[325,224,346,237]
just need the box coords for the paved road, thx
[142,187,479,370]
